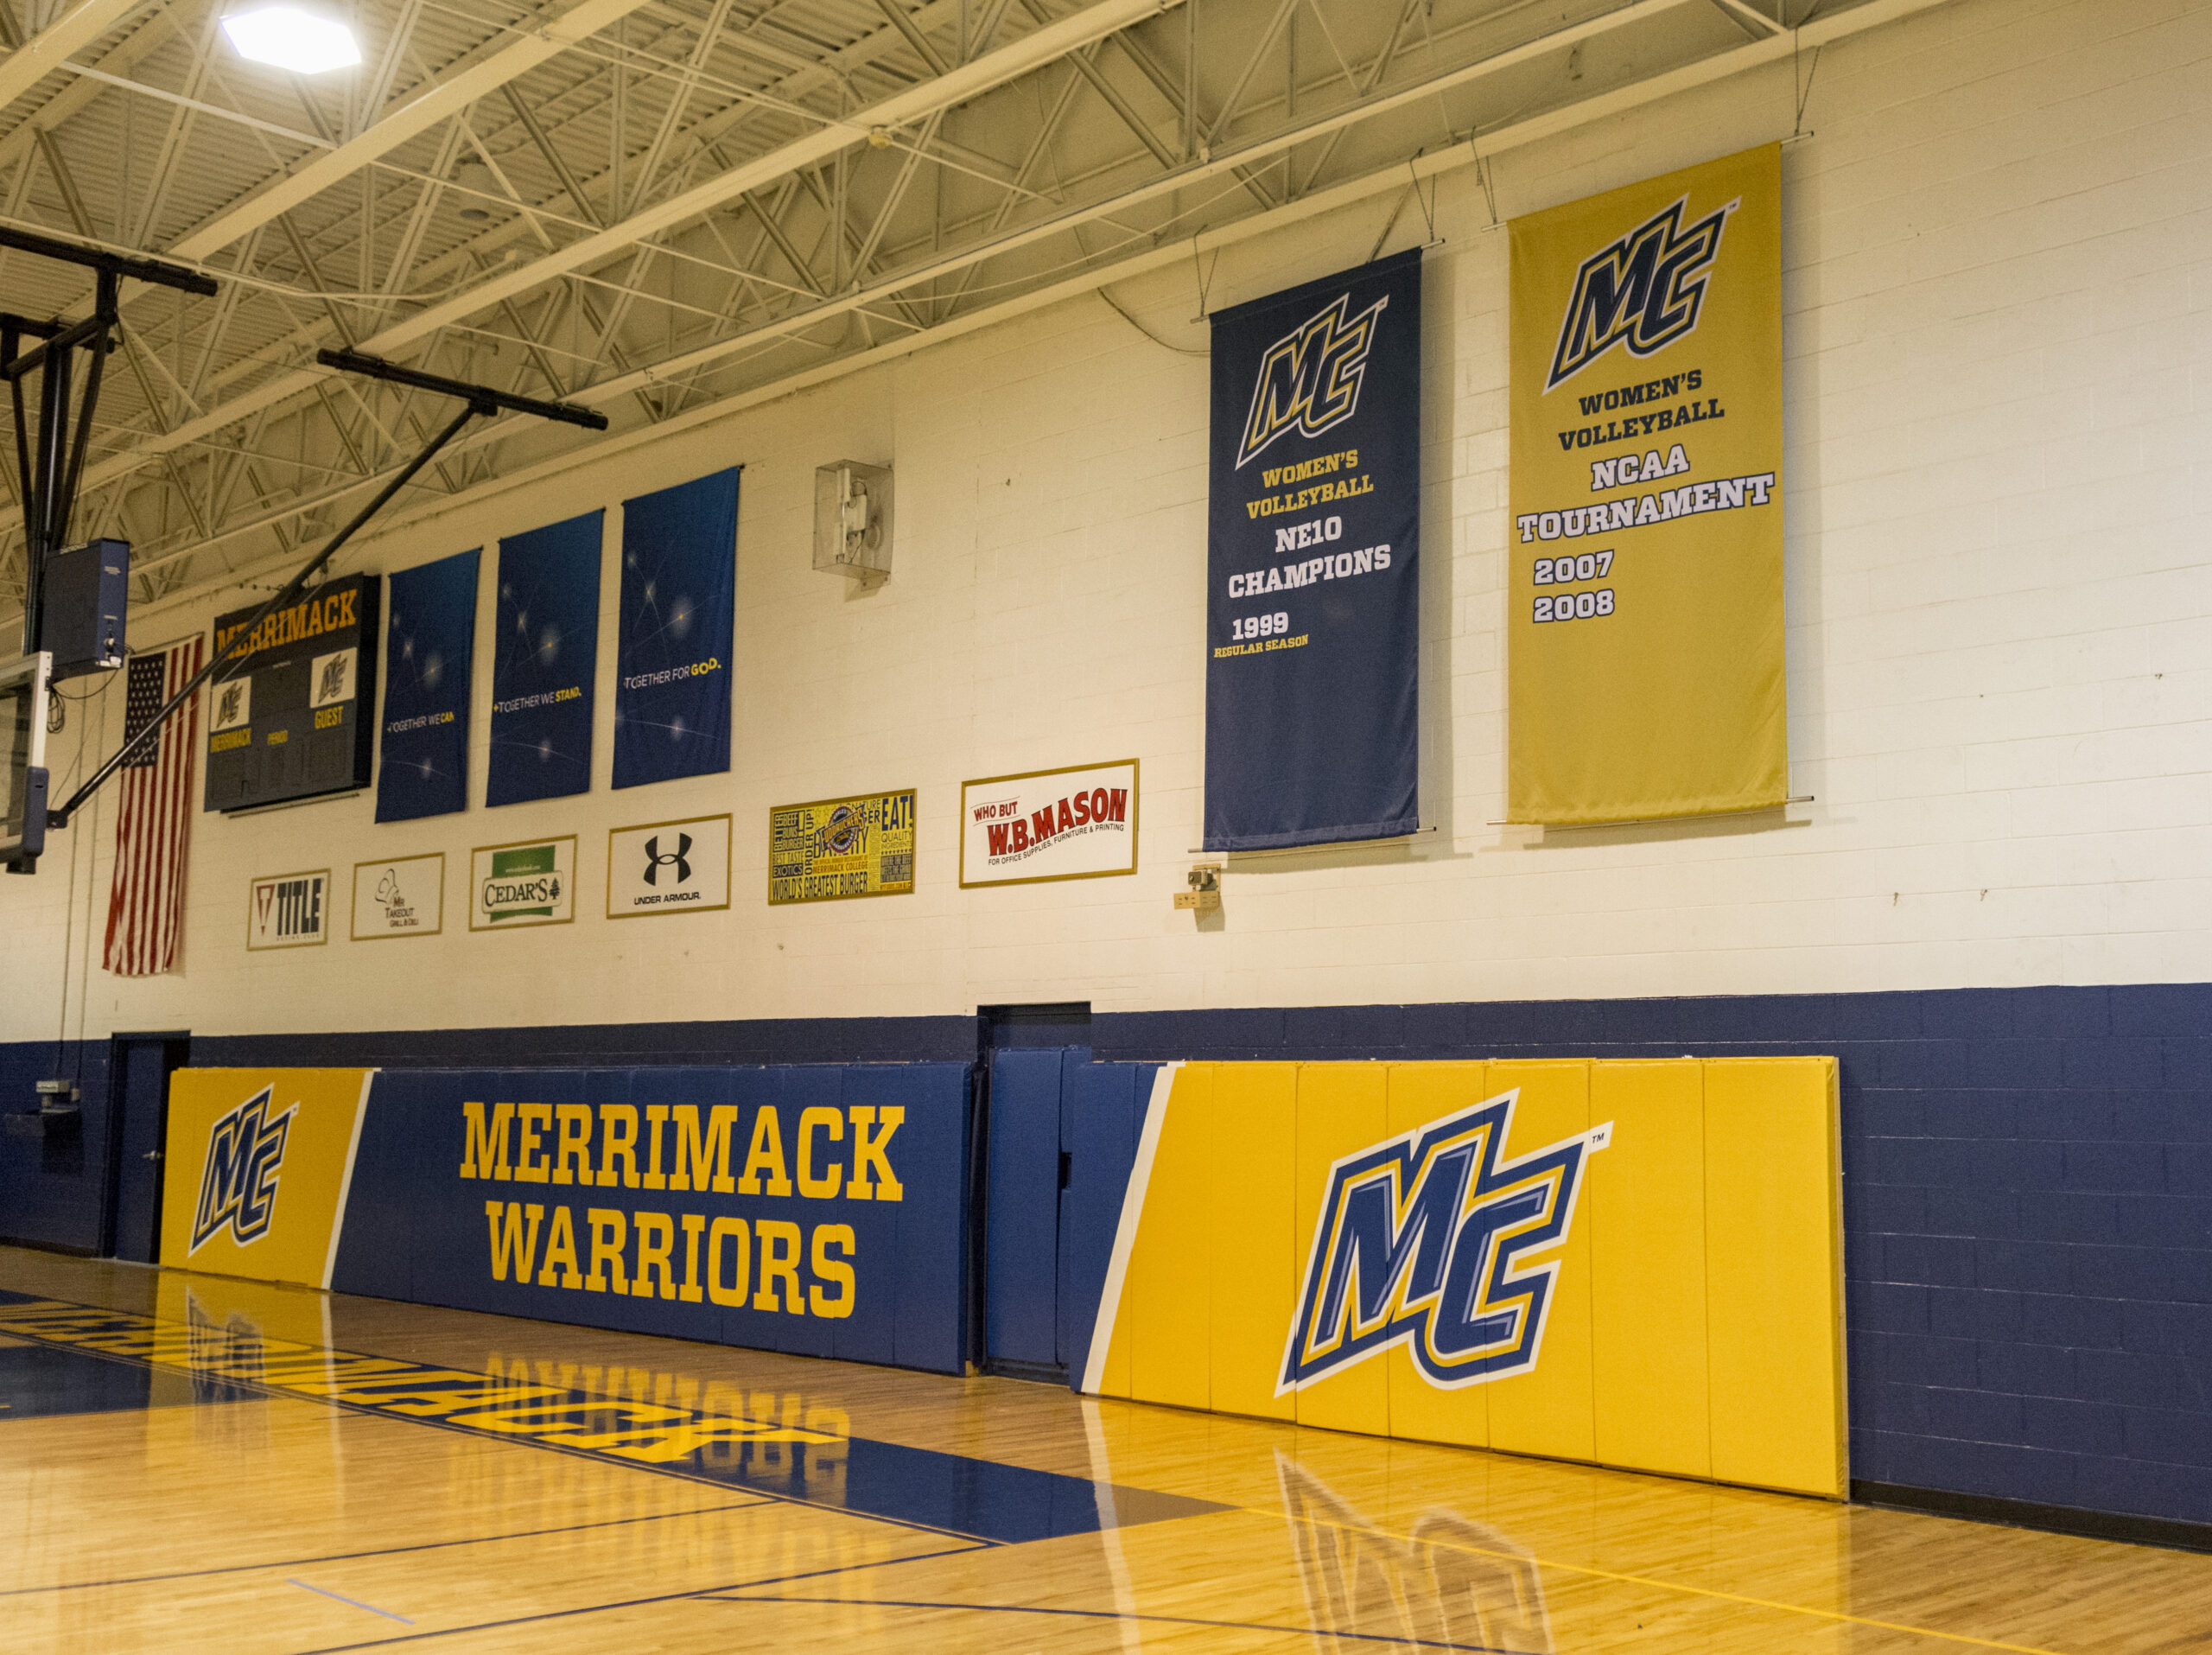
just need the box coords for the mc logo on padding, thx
[1281,1093,1611,1393]
[191,1085,297,1252]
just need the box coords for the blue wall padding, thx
[867,1062,969,1376]
[0,1041,112,1255]
[1057,1058,1153,1384]
[986,1048,1065,1366]
[329,1061,972,1373]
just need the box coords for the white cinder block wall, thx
[4,0,2208,1046]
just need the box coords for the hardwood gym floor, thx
[0,1245,2202,1652]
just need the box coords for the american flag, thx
[103,635,206,977]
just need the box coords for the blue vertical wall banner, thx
[376,548,480,822]
[614,468,738,789]
[488,511,602,807]
[1205,249,1422,851]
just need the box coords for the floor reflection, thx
[1279,1454,1554,1654]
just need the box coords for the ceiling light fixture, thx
[220,3,361,74]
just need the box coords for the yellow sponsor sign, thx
[161,1067,373,1289]
[1509,143,1786,823]
[768,788,916,904]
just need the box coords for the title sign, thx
[205,574,378,813]
[246,869,329,950]
[607,814,731,918]
[469,835,575,930]
[1508,144,1786,823]
[1205,250,1421,850]
[770,788,916,904]
[961,761,1135,888]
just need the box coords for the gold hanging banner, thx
[1508,143,1786,824]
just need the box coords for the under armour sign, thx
[607,814,730,918]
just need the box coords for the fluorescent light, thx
[220,4,361,74]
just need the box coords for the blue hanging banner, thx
[1204,249,1422,851]
[375,548,479,822]
[487,510,602,807]
[613,468,738,789]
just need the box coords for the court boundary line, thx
[0,1501,771,1596]
[287,1544,995,1653]
[699,1592,1536,1652]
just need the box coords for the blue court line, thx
[0,1501,770,1596]
[702,1595,1539,1652]
[289,1544,992,1652]
[288,1579,416,1625]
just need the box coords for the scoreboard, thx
[204,574,379,812]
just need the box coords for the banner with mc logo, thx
[1509,143,1786,824]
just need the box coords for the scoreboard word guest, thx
[205,574,378,812]
[961,760,1135,888]
[769,789,916,904]
[1205,249,1421,850]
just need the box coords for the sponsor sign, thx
[960,760,1136,888]
[607,813,732,918]
[247,869,329,950]
[770,788,916,905]
[350,852,445,940]
[470,835,576,930]
[160,1067,374,1289]
[1508,143,1785,823]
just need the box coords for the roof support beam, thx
[166,0,662,261]
[0,0,147,111]
[67,0,1185,489]
[69,0,1959,621]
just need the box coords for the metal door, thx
[105,1033,187,1262]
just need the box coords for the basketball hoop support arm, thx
[2,226,217,661]
[46,350,607,830]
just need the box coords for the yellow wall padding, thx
[1094,1056,1845,1499]
[1207,1063,1299,1421]
[1703,1058,1847,1496]
[1482,1060,1596,1466]
[1126,1062,1212,1411]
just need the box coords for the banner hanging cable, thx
[48,350,607,830]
